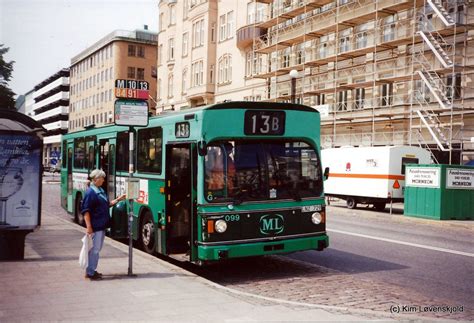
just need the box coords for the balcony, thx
[33,106,69,121]
[236,25,267,50]
[33,77,69,99]
[33,92,70,111]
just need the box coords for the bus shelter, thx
[0,110,45,260]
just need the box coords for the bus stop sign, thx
[114,99,149,127]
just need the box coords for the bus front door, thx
[165,143,197,259]
[99,138,116,200]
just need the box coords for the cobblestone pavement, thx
[197,250,471,321]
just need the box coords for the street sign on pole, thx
[114,99,149,127]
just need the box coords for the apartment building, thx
[69,29,158,132]
[157,0,267,110]
[31,68,70,167]
[157,0,474,164]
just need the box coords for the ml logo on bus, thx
[260,214,284,235]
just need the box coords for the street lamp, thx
[289,69,299,104]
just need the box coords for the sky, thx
[0,0,158,96]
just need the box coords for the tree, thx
[0,44,16,110]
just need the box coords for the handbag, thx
[78,234,93,269]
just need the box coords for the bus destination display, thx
[115,79,149,100]
[244,110,285,135]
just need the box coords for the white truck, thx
[322,146,432,211]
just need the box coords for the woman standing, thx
[81,169,125,280]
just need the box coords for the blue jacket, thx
[81,185,110,232]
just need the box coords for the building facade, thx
[32,68,70,167]
[157,0,474,164]
[157,0,267,110]
[68,29,158,132]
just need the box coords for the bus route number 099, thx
[244,111,286,136]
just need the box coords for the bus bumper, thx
[197,235,329,261]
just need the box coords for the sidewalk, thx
[0,206,368,321]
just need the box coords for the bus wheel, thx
[346,197,357,209]
[374,202,386,212]
[75,194,85,226]
[140,211,155,255]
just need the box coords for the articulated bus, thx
[60,101,329,264]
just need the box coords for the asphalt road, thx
[289,201,474,308]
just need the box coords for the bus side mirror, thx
[198,140,207,156]
[324,167,330,180]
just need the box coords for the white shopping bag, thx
[78,234,93,269]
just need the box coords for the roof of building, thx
[71,29,158,65]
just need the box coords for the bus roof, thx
[63,101,319,139]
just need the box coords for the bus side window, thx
[137,127,162,174]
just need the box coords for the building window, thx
[381,83,393,106]
[211,23,216,43]
[227,11,234,39]
[128,45,136,57]
[246,51,252,77]
[192,60,204,86]
[168,73,173,98]
[137,46,145,58]
[339,35,350,53]
[383,16,395,42]
[219,11,234,42]
[193,19,204,48]
[182,32,189,57]
[218,54,232,84]
[337,90,348,111]
[128,67,136,79]
[159,13,165,32]
[354,88,365,109]
[210,64,214,84]
[169,5,176,25]
[219,14,226,41]
[168,38,175,60]
[282,48,290,68]
[158,45,163,65]
[183,0,189,19]
[137,68,145,80]
[446,73,461,100]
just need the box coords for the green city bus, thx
[60,101,329,264]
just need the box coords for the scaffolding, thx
[252,0,474,164]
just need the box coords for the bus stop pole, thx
[128,128,134,276]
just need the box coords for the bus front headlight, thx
[311,212,322,225]
[215,220,228,233]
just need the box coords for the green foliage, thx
[0,44,16,110]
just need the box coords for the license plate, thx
[302,205,322,212]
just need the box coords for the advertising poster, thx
[0,134,41,228]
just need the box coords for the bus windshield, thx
[204,140,323,202]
